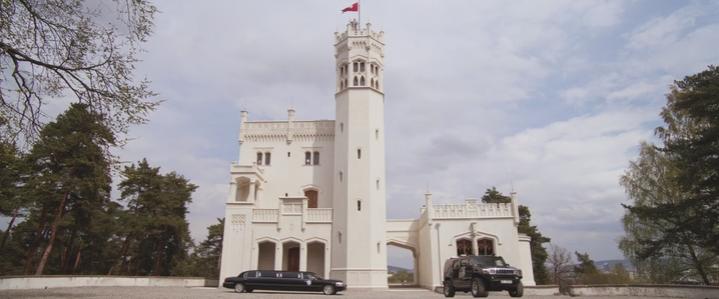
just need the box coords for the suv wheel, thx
[323,285,336,295]
[509,281,524,297]
[443,280,455,297]
[471,278,488,298]
[233,283,245,293]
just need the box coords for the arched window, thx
[376,179,380,190]
[477,239,494,255]
[360,76,365,86]
[264,152,271,165]
[344,79,348,88]
[256,152,263,165]
[357,149,361,159]
[353,62,358,72]
[357,199,362,211]
[456,239,473,256]
[376,80,380,89]
[305,152,312,165]
[339,171,343,182]
[360,62,365,72]
[340,123,344,132]
[353,76,358,86]
[313,151,320,165]
[375,129,379,140]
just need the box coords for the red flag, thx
[342,2,358,13]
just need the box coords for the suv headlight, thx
[514,270,522,276]
[335,282,344,286]
[481,269,496,275]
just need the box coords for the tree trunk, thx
[61,228,77,273]
[152,237,165,276]
[23,208,49,274]
[72,249,81,273]
[0,208,19,249]
[35,192,69,275]
[108,233,132,275]
[687,244,710,285]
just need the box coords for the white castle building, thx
[219,20,535,289]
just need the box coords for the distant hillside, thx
[593,259,636,272]
[388,265,412,274]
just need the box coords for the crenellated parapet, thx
[239,118,335,144]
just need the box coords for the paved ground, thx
[0,287,675,299]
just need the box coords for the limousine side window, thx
[243,271,256,278]
[259,270,274,277]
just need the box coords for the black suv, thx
[442,256,523,297]
[223,270,346,295]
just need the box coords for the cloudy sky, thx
[106,0,719,268]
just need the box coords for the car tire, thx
[233,283,245,293]
[471,278,488,298]
[509,281,524,297]
[443,280,455,297]
[323,285,336,295]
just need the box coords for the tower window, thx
[340,123,344,132]
[360,62,365,72]
[375,129,379,140]
[344,79,348,88]
[353,76,358,86]
[357,199,362,211]
[256,152,263,165]
[339,171,343,182]
[360,76,365,86]
[305,151,312,165]
[353,62,358,72]
[264,152,271,165]
[288,152,291,157]
[357,149,361,159]
[376,179,380,190]
[313,151,320,165]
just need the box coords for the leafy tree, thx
[622,65,719,284]
[573,252,601,284]
[481,187,551,284]
[620,143,716,284]
[194,218,224,278]
[0,141,25,249]
[20,103,116,275]
[0,0,158,142]
[116,159,196,276]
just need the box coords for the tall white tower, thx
[331,20,387,288]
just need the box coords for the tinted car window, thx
[259,271,275,277]
[471,256,507,267]
[245,271,256,278]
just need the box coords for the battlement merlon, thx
[334,20,384,44]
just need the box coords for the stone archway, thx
[257,241,276,270]
[282,241,300,271]
[387,240,418,286]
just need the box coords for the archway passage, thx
[257,241,276,270]
[305,190,318,209]
[306,242,325,278]
[283,241,300,272]
[387,242,417,286]
[456,238,473,256]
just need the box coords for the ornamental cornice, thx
[240,120,335,142]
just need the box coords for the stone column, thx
[275,245,283,271]
[248,179,256,203]
[299,242,307,272]
[228,180,237,202]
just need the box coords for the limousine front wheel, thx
[322,285,336,295]
[233,283,245,293]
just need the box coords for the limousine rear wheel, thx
[233,283,245,293]
[322,285,336,295]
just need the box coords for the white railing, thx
[252,209,278,223]
[432,203,513,219]
[306,208,333,223]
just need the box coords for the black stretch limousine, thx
[223,270,346,295]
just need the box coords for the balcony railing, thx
[305,208,333,223]
[251,209,278,223]
[250,208,332,224]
